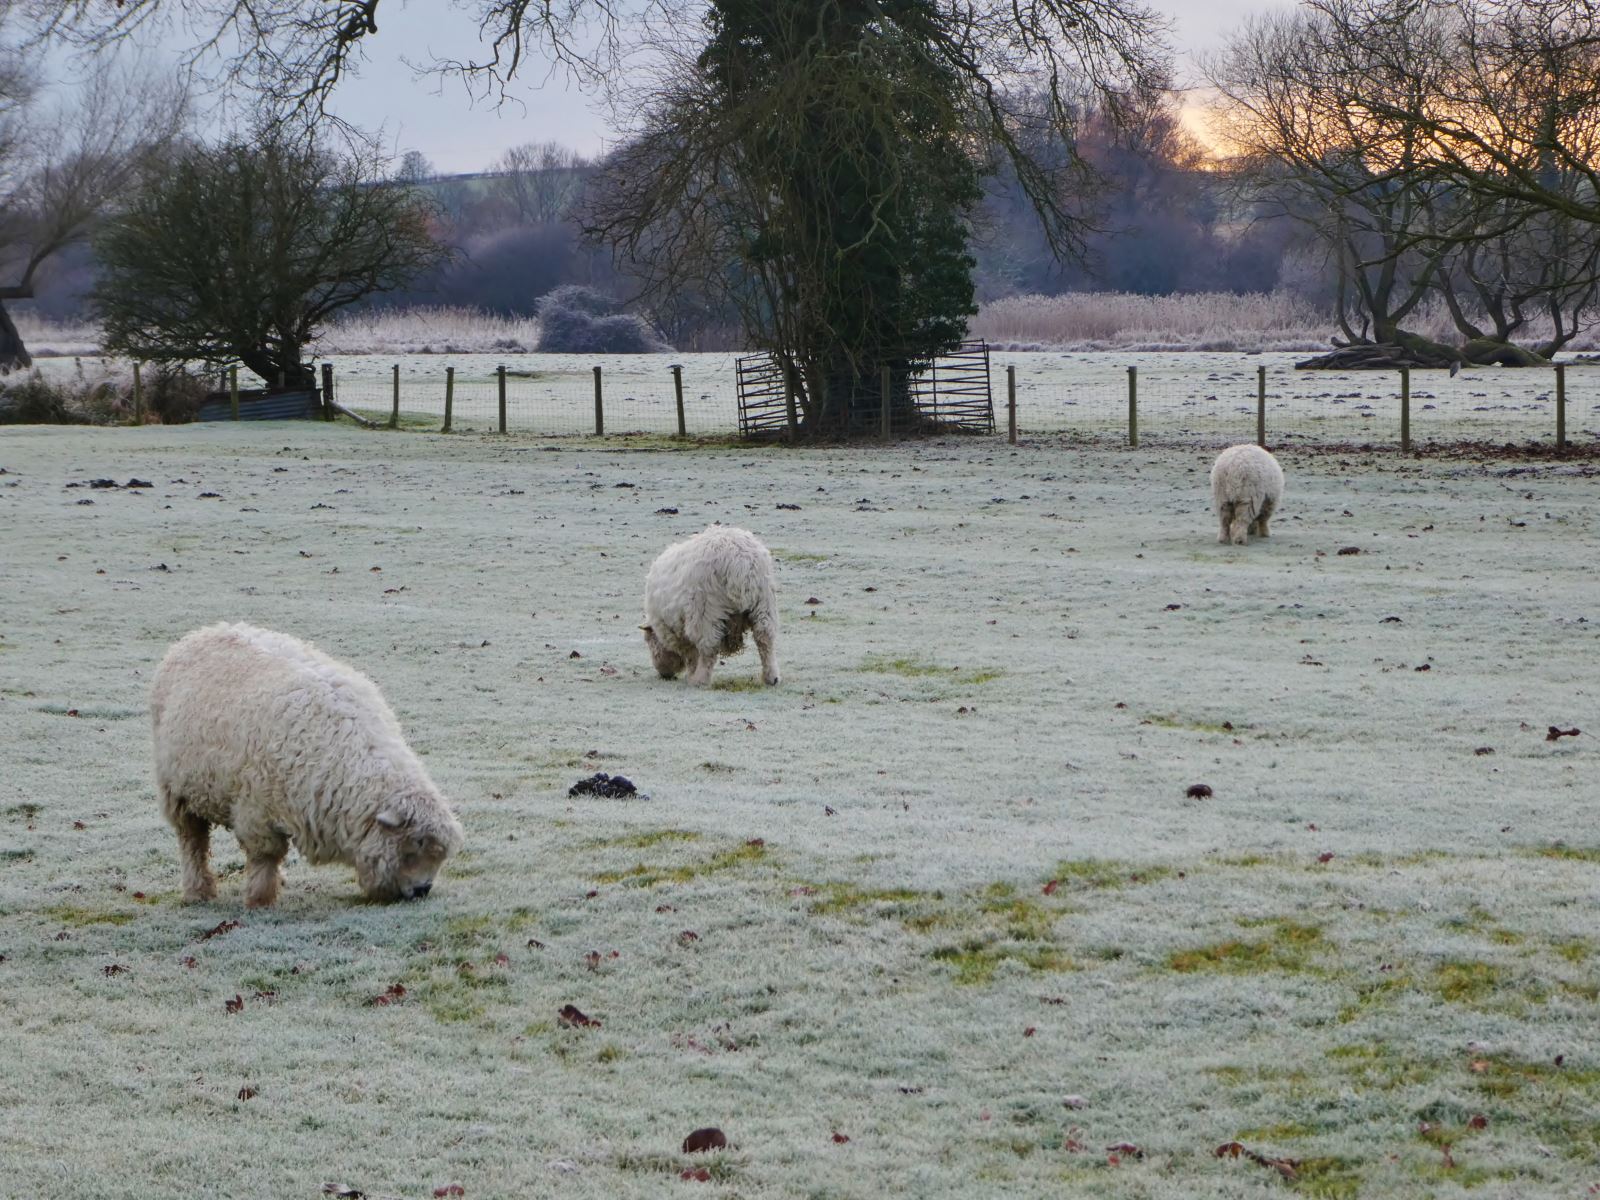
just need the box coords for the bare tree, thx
[1206,2,1462,358]
[1210,0,1600,365]
[490,140,588,224]
[0,39,186,371]
[93,130,450,387]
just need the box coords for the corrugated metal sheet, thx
[197,389,320,422]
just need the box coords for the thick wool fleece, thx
[642,525,780,686]
[151,622,463,905]
[1210,444,1285,545]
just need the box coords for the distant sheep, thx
[150,623,464,907]
[643,525,780,686]
[1210,444,1284,545]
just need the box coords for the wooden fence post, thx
[1400,366,1411,452]
[320,363,334,421]
[390,364,400,429]
[442,366,454,433]
[229,365,239,421]
[672,364,686,437]
[1006,365,1017,445]
[784,363,800,439]
[1555,362,1567,449]
[132,362,143,424]
[593,365,604,436]
[1256,364,1267,447]
[497,364,508,434]
[1126,365,1138,448]
[880,364,892,440]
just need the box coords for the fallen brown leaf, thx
[682,1127,727,1154]
[558,1003,600,1029]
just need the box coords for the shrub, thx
[0,373,90,424]
[143,365,210,424]
[534,287,667,354]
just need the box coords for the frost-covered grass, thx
[1,423,1597,1199]
[972,291,1600,354]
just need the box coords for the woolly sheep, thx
[642,525,780,687]
[1210,444,1284,545]
[150,622,465,907]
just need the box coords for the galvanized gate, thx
[735,341,995,438]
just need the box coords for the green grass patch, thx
[1528,844,1600,863]
[592,839,768,887]
[930,939,1074,985]
[4,803,42,821]
[1326,1042,1439,1091]
[1289,1157,1365,1199]
[1143,712,1246,735]
[1,848,34,862]
[1554,937,1593,964]
[710,675,767,692]
[589,829,701,851]
[857,654,1004,685]
[810,884,938,918]
[43,903,136,927]
[978,883,1059,941]
[772,549,829,563]
[1429,959,1528,1007]
[1049,859,1173,891]
[1168,919,1326,975]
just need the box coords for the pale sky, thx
[47,0,1294,174]
[306,0,1297,173]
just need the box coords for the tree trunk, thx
[238,348,315,391]
[1460,338,1548,367]
[0,299,33,374]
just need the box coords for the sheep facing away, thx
[150,622,464,907]
[642,525,780,686]
[1210,444,1285,545]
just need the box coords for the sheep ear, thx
[376,808,405,830]
[639,624,653,633]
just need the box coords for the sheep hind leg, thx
[1227,506,1251,545]
[1217,502,1238,544]
[1251,498,1276,538]
[172,806,218,903]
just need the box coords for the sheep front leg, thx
[753,621,780,686]
[685,652,716,686]
[238,824,290,909]
[172,807,218,903]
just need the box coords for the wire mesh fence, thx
[310,350,1599,450]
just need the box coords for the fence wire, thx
[315,352,1598,450]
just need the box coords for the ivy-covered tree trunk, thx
[702,0,977,437]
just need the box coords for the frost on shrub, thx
[0,374,89,424]
[144,365,210,424]
[535,286,666,354]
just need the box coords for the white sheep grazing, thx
[150,622,465,907]
[1210,444,1285,545]
[642,525,780,687]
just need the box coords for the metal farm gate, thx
[736,341,995,438]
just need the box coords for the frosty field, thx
[1,422,1597,1199]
